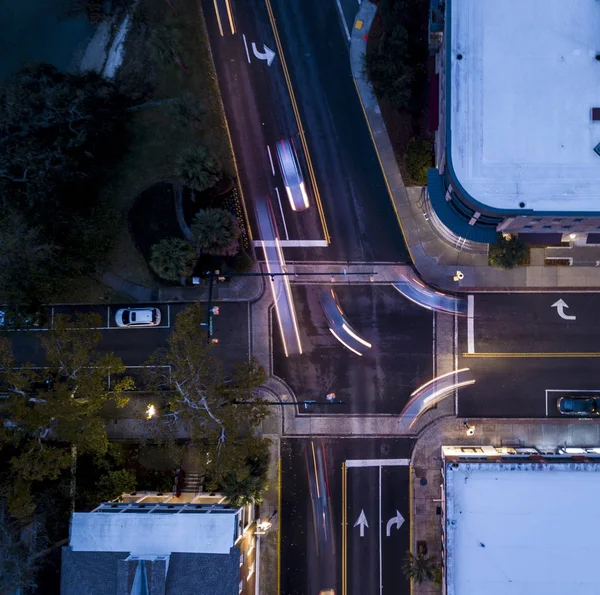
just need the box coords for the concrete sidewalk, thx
[350,2,600,292]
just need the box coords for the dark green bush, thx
[488,233,530,270]
[405,139,432,185]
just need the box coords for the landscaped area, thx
[365,0,433,185]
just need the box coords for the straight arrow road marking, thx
[551,299,576,320]
[353,509,369,537]
[385,510,405,536]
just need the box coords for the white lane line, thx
[267,144,275,175]
[467,294,474,353]
[545,390,549,417]
[242,34,251,63]
[247,302,251,363]
[346,459,410,467]
[378,465,383,595]
[212,0,224,36]
[253,239,328,248]
[167,304,171,328]
[107,305,111,328]
[274,187,290,240]
[454,313,459,413]
[432,312,436,377]
[334,0,351,41]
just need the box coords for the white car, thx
[115,307,161,328]
[276,138,309,211]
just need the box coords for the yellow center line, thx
[212,0,224,36]
[463,352,600,358]
[264,0,331,244]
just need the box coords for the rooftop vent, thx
[591,108,600,121]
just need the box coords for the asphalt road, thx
[281,438,414,595]
[458,293,600,418]
[203,0,409,262]
[201,0,327,247]
[274,285,434,414]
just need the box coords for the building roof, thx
[60,547,241,595]
[69,512,237,555]
[445,462,600,595]
[448,0,600,213]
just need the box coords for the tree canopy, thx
[144,302,269,494]
[0,63,132,311]
[0,312,133,517]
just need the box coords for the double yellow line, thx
[264,0,330,244]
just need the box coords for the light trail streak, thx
[342,322,372,348]
[330,328,362,356]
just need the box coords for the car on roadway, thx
[557,395,600,416]
[115,307,161,328]
[275,138,309,211]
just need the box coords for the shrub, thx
[402,551,438,584]
[488,233,530,270]
[191,208,240,256]
[177,145,222,192]
[405,139,433,185]
[149,238,196,282]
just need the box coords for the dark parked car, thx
[557,395,600,416]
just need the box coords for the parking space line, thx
[107,306,111,328]
[545,388,600,418]
[274,187,290,240]
[167,305,171,328]
[467,295,474,353]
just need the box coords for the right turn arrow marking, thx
[386,510,405,536]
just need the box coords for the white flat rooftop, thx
[69,512,236,555]
[445,462,600,595]
[450,0,600,212]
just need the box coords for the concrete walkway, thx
[350,2,600,292]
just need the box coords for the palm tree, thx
[190,209,240,256]
[402,551,437,584]
[177,145,222,192]
[149,238,196,282]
